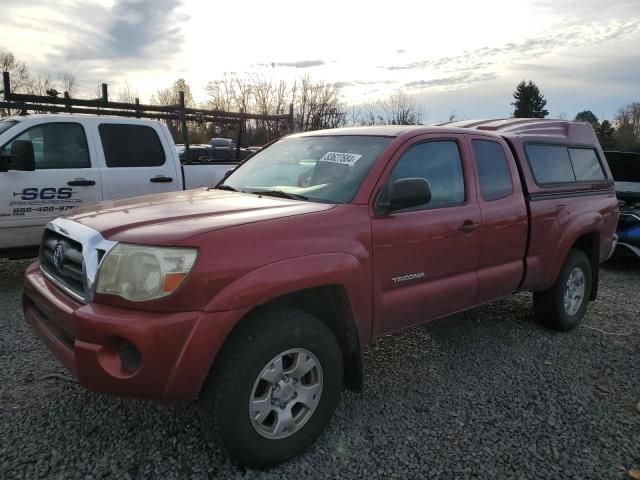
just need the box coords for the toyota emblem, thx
[53,243,65,269]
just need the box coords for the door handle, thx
[459,220,479,233]
[67,179,96,186]
[150,176,173,183]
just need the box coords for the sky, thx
[1,0,639,122]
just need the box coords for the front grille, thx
[40,229,86,300]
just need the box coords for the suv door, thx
[371,135,481,335]
[96,121,180,200]
[0,121,101,249]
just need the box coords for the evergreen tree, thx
[597,120,616,150]
[511,80,549,118]
[574,110,600,129]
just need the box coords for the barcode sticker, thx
[318,152,362,166]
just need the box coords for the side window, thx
[99,124,165,168]
[526,144,607,185]
[568,148,605,181]
[471,140,513,201]
[526,145,575,184]
[0,123,90,169]
[387,140,465,210]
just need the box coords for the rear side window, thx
[526,145,575,184]
[568,148,605,181]
[99,124,165,168]
[526,144,606,185]
[471,140,513,201]
[388,140,465,209]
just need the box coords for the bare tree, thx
[0,49,32,93]
[295,75,346,131]
[33,73,54,96]
[58,71,78,97]
[380,91,423,125]
[353,90,425,126]
[116,79,138,103]
[205,75,237,112]
[614,102,640,151]
[0,49,33,115]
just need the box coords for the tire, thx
[534,249,592,331]
[200,306,343,467]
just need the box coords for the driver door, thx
[0,121,102,249]
[371,135,481,335]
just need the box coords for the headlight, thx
[95,244,197,301]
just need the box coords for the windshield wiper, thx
[212,184,238,192]
[250,190,309,201]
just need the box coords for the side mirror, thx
[0,140,35,172]
[389,178,431,211]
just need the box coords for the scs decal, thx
[13,187,74,200]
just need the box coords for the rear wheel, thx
[534,249,592,331]
[200,307,343,467]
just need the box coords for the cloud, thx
[384,18,640,72]
[272,60,326,68]
[64,0,188,62]
[334,79,396,88]
[405,72,497,90]
[533,0,640,15]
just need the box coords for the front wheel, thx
[200,307,343,467]
[534,249,592,331]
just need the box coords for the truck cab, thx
[0,115,238,257]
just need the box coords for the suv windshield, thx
[222,135,391,204]
[0,120,18,136]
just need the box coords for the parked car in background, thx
[209,137,253,160]
[0,115,238,257]
[175,144,234,163]
[23,119,617,466]
[604,151,640,258]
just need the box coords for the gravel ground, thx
[1,257,639,479]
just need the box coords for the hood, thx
[65,188,334,244]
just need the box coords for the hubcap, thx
[249,348,323,440]
[564,266,586,316]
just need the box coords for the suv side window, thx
[471,140,513,201]
[386,140,465,210]
[99,124,165,167]
[0,122,90,169]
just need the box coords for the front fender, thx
[203,253,372,343]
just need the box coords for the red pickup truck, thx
[22,119,618,466]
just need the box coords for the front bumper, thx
[22,262,241,403]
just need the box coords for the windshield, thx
[0,120,18,137]
[222,135,392,203]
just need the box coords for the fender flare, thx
[543,211,603,289]
[203,253,372,344]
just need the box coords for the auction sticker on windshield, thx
[318,152,362,166]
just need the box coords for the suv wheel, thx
[534,249,592,331]
[200,307,343,467]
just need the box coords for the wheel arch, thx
[251,285,364,392]
[200,254,371,394]
[545,228,601,300]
